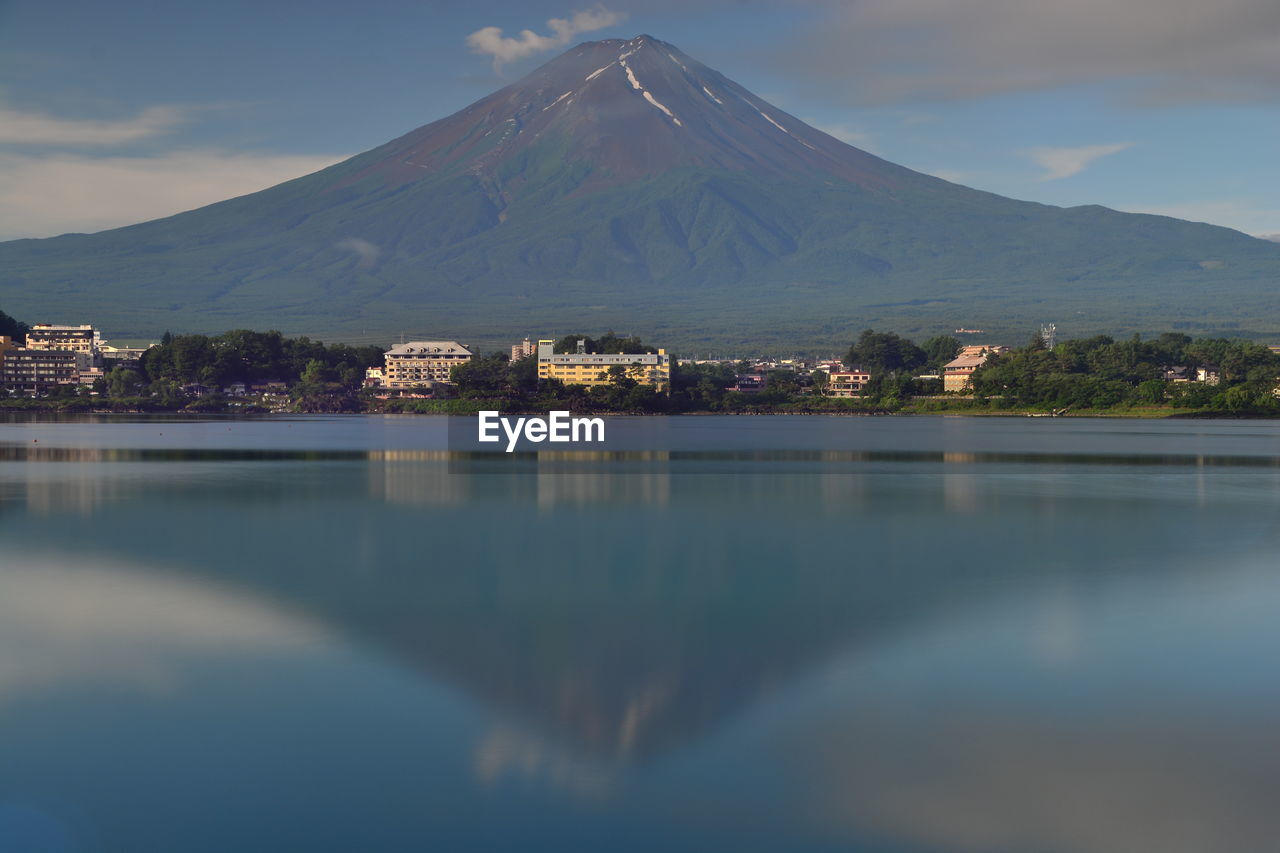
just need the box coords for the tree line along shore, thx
[4,313,1280,417]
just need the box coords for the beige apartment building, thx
[1,324,105,392]
[382,341,473,389]
[826,370,872,397]
[0,336,20,371]
[26,324,101,355]
[511,337,537,361]
[1,348,94,393]
[536,339,671,392]
[942,345,1009,393]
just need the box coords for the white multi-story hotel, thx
[382,341,473,389]
[25,324,101,355]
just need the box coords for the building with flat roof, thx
[826,370,872,397]
[26,324,100,355]
[383,341,472,389]
[536,339,671,392]
[100,344,151,369]
[511,337,537,361]
[1,348,95,394]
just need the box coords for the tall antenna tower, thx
[1040,323,1057,350]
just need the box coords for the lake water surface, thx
[2,414,1279,853]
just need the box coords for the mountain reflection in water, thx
[2,415,1280,852]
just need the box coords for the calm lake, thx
[2,414,1279,853]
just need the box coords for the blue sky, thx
[2,0,1278,240]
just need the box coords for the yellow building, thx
[536,339,671,392]
[383,341,473,389]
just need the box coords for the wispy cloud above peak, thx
[0,101,186,147]
[1025,142,1133,181]
[466,6,627,72]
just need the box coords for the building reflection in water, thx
[368,451,473,507]
[472,726,616,799]
[367,451,675,509]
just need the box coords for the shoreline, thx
[1,401,1272,420]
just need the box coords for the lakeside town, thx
[5,316,1280,416]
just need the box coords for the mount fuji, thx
[2,35,1278,349]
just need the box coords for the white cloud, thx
[1024,142,1133,181]
[0,102,186,146]
[0,556,325,704]
[1116,199,1280,238]
[781,0,1280,105]
[336,237,381,268]
[466,6,628,71]
[0,149,347,240]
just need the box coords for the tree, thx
[553,332,656,354]
[1132,379,1167,405]
[107,367,144,397]
[507,354,539,394]
[921,335,960,371]
[0,308,28,343]
[299,359,330,386]
[451,353,510,394]
[605,364,639,389]
[764,370,799,396]
[847,330,927,375]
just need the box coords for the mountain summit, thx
[2,36,1278,347]
[360,35,897,192]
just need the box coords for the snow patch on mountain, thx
[643,91,682,126]
[542,91,573,112]
[747,102,816,150]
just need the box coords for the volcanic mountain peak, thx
[353,34,898,192]
[2,34,1278,346]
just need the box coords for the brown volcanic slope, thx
[352,35,899,192]
[1,35,1278,349]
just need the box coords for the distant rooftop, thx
[385,341,471,356]
[943,354,990,369]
